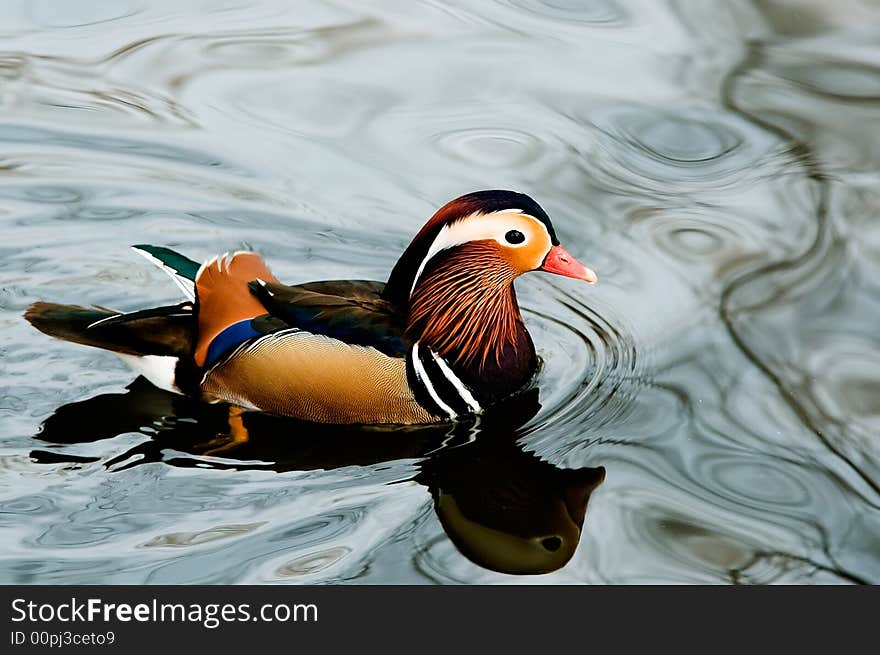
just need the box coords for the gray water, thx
[1,0,879,584]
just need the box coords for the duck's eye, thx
[504,229,525,245]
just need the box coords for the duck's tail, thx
[23,244,280,393]
[24,301,193,356]
[24,244,199,357]
[24,301,195,393]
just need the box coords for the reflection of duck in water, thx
[417,436,605,575]
[33,382,604,575]
[25,190,595,426]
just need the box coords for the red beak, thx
[539,245,598,283]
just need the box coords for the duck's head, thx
[385,190,597,308]
[385,191,596,373]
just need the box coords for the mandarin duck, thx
[25,190,597,425]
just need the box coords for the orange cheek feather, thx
[506,239,551,275]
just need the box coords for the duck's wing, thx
[247,279,407,358]
[192,253,406,366]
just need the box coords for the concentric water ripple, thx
[584,104,782,193]
[694,453,813,511]
[524,285,641,429]
[432,127,544,169]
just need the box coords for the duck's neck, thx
[403,243,536,401]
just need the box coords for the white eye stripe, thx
[409,211,550,296]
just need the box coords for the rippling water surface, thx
[1,0,879,584]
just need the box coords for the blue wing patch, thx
[204,319,263,368]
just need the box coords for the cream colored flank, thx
[201,331,435,424]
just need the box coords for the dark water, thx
[1,0,879,583]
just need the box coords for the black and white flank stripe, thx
[407,342,483,420]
